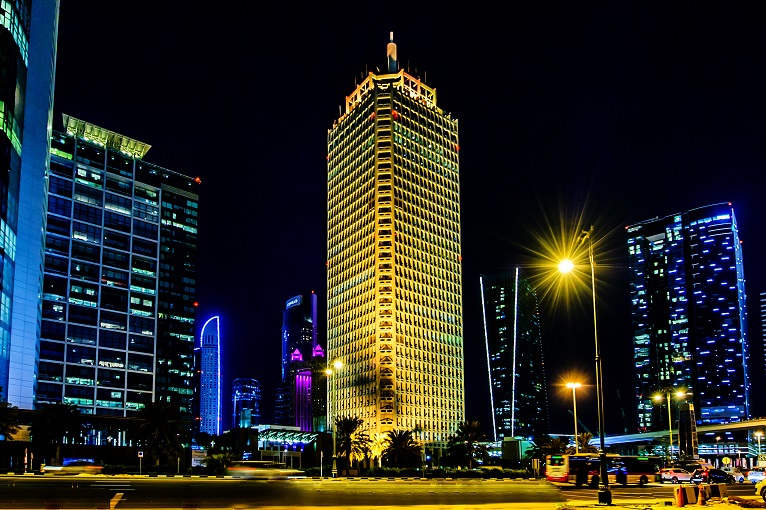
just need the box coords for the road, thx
[0,475,761,509]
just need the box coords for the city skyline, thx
[50,3,766,436]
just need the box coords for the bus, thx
[545,453,661,487]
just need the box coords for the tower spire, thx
[386,31,397,73]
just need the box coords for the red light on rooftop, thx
[194,177,201,183]
[193,301,199,307]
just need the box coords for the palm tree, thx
[381,429,422,468]
[575,432,599,454]
[446,420,488,469]
[31,402,84,465]
[369,433,386,468]
[136,401,184,466]
[0,401,19,439]
[202,452,235,475]
[334,416,370,475]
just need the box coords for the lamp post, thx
[653,389,686,463]
[566,382,582,453]
[559,226,610,505]
[756,431,763,460]
[326,359,343,478]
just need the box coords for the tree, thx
[0,401,19,439]
[135,401,184,466]
[31,402,84,465]
[202,452,235,475]
[446,421,488,469]
[369,433,386,469]
[572,432,598,454]
[381,429,422,468]
[334,416,370,475]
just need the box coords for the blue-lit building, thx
[627,202,750,433]
[1,0,60,407]
[232,378,260,429]
[480,269,548,441]
[36,116,200,427]
[275,292,321,431]
[198,316,221,435]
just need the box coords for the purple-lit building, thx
[274,293,324,431]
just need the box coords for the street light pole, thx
[326,359,342,478]
[756,431,763,460]
[566,382,582,454]
[583,226,611,505]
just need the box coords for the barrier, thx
[674,485,698,507]
[697,484,710,506]
[707,483,727,499]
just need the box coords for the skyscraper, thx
[326,34,464,452]
[275,292,319,431]
[198,315,221,435]
[36,115,200,426]
[480,269,548,441]
[627,202,750,431]
[232,378,260,429]
[2,0,60,406]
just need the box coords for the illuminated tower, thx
[480,269,548,441]
[232,378,261,429]
[2,0,60,406]
[326,33,464,451]
[199,316,221,435]
[627,202,750,430]
[38,116,200,428]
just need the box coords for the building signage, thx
[286,295,302,309]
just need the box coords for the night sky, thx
[52,3,766,437]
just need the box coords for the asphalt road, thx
[0,475,761,509]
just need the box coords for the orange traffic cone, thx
[674,486,685,507]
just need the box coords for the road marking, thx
[110,492,124,509]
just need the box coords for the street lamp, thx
[755,431,763,459]
[326,359,343,478]
[560,226,610,505]
[566,382,582,453]
[653,389,685,463]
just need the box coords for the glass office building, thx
[627,202,750,430]
[38,115,200,426]
[198,315,221,435]
[326,34,464,451]
[275,292,319,431]
[2,0,60,407]
[232,378,261,429]
[480,269,548,441]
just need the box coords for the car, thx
[721,466,746,483]
[659,467,693,483]
[747,467,766,484]
[690,468,735,485]
[42,461,103,474]
[756,479,766,502]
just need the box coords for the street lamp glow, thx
[566,382,582,453]
[756,431,764,457]
[653,389,686,462]
[558,259,575,274]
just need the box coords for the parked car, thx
[747,467,766,484]
[721,466,746,483]
[755,479,766,502]
[690,468,735,485]
[660,467,693,483]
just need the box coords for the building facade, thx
[36,115,200,426]
[480,269,548,441]
[275,292,320,431]
[232,377,260,429]
[627,202,750,432]
[2,0,60,406]
[326,34,464,450]
[198,315,221,435]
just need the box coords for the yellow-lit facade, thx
[327,47,464,450]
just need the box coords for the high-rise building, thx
[627,202,750,431]
[198,316,221,435]
[232,378,260,429]
[36,115,200,426]
[2,0,60,406]
[480,269,548,441]
[275,293,320,431]
[326,34,464,451]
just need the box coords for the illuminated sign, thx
[286,295,302,309]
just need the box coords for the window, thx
[99,329,126,349]
[100,311,127,331]
[40,340,65,362]
[71,241,101,263]
[128,353,153,372]
[97,369,125,388]
[67,325,97,345]
[72,221,101,244]
[48,195,72,217]
[45,235,69,256]
[98,350,125,369]
[73,203,103,224]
